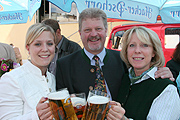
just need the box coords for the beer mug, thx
[82,90,110,120]
[47,88,78,120]
[70,93,86,120]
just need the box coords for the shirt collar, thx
[128,66,157,84]
[146,66,157,80]
[84,48,106,63]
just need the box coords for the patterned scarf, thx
[129,66,154,84]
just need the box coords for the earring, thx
[27,55,30,60]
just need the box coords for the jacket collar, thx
[81,48,109,65]
[58,35,68,52]
[24,60,49,78]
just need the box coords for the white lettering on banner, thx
[170,11,180,18]
[30,0,40,13]
[85,0,153,19]
[0,13,23,22]
[64,0,68,4]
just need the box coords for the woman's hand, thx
[36,97,53,120]
[107,101,127,120]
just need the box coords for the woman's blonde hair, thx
[120,26,165,68]
[25,23,56,48]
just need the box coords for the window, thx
[165,28,180,48]
[112,30,126,49]
[37,0,78,23]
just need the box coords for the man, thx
[42,19,82,75]
[10,43,23,65]
[56,8,174,101]
[0,42,16,62]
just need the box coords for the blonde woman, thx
[107,26,180,120]
[0,23,56,120]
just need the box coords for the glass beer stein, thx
[48,88,78,120]
[82,90,110,120]
[70,93,86,120]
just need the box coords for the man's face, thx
[79,17,107,55]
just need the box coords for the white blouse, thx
[0,61,56,120]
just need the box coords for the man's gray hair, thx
[79,8,107,31]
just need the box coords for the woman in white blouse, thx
[0,23,56,120]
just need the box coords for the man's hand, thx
[155,67,175,81]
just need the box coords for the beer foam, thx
[71,97,86,106]
[48,90,69,100]
[88,96,109,104]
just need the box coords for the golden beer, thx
[48,89,78,120]
[71,97,86,120]
[82,95,109,120]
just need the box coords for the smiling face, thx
[127,33,155,76]
[79,17,107,55]
[26,31,55,72]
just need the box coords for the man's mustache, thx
[88,36,101,40]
